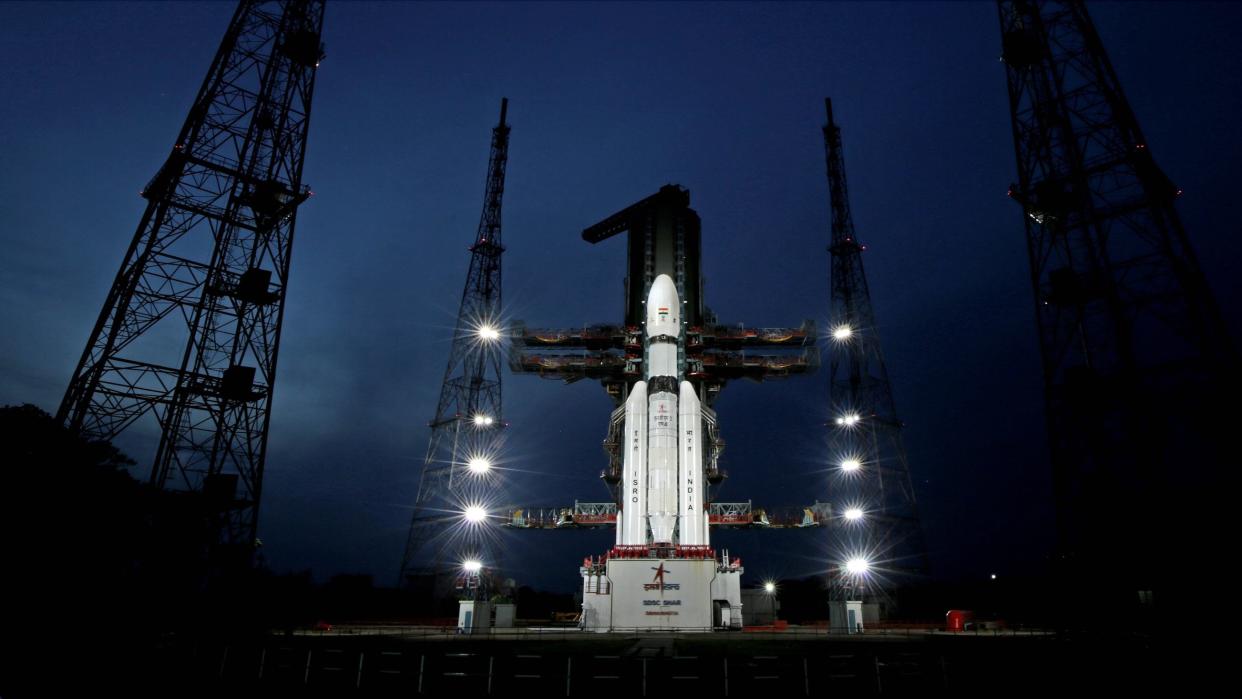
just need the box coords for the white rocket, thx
[616,274,708,548]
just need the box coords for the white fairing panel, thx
[678,381,705,546]
[648,343,677,377]
[621,381,648,545]
[645,274,680,338]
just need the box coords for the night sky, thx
[2,1,1239,593]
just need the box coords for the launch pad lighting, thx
[464,505,487,523]
[462,560,482,573]
[845,558,870,575]
[841,458,862,472]
[763,582,776,593]
[832,324,853,341]
[477,325,500,341]
[836,413,861,427]
[844,507,864,521]
[473,414,494,426]
[467,457,492,474]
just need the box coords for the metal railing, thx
[157,626,1061,695]
[288,624,1054,640]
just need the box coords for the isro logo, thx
[643,562,682,613]
[643,562,681,591]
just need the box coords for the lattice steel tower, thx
[823,98,927,600]
[57,0,324,561]
[999,0,1235,611]
[400,99,511,585]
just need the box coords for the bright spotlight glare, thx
[844,507,864,521]
[835,413,861,427]
[463,505,487,523]
[477,325,501,341]
[840,458,862,472]
[467,457,492,474]
[473,414,494,427]
[462,560,482,573]
[763,582,776,593]
[845,558,870,575]
[832,324,853,341]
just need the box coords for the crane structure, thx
[999,0,1236,614]
[822,99,928,605]
[399,99,511,588]
[57,0,325,562]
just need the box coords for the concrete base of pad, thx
[580,556,743,631]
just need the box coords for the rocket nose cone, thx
[646,275,680,337]
[649,274,676,299]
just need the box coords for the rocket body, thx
[647,390,677,544]
[616,274,707,548]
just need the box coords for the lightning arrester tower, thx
[400,99,511,586]
[57,0,325,561]
[999,0,1236,611]
[823,98,927,601]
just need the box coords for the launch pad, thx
[511,186,816,631]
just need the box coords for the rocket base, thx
[580,551,744,632]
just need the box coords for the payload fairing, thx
[615,274,708,549]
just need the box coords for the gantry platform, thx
[510,322,818,394]
[504,501,831,530]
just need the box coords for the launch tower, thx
[999,0,1236,619]
[399,99,512,590]
[57,0,324,563]
[823,98,928,607]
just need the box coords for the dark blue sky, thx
[2,2,1239,592]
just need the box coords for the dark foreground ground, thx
[6,625,1203,696]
